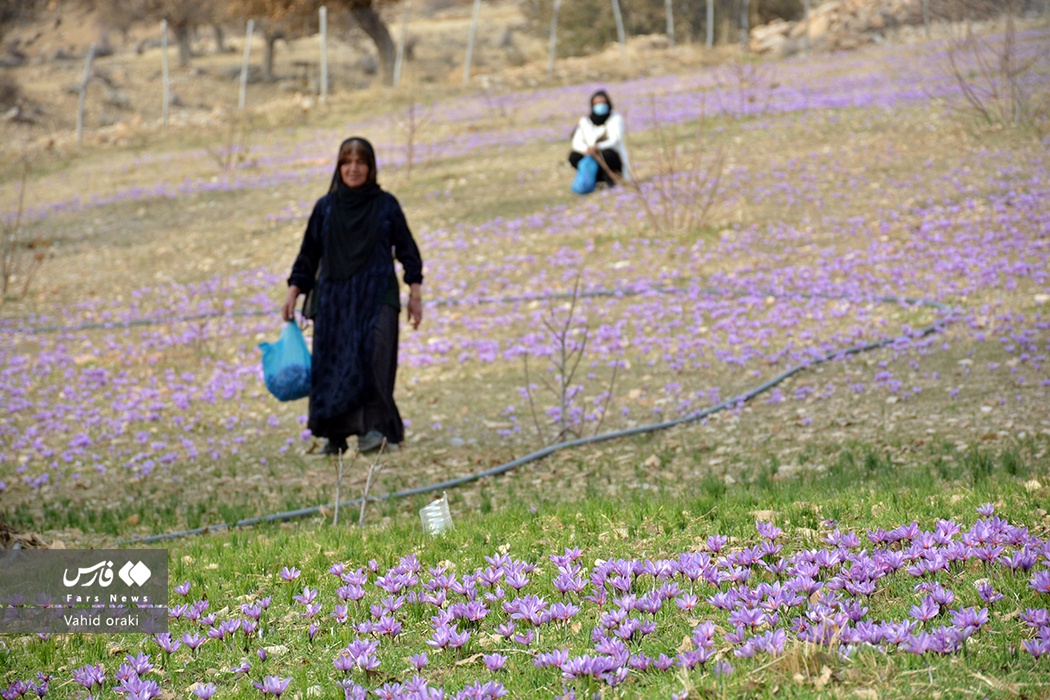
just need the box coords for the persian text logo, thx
[62,560,152,588]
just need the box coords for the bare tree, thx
[0,0,46,45]
[342,0,398,86]
[94,0,148,48]
[228,0,401,86]
[76,0,215,67]
[225,0,319,82]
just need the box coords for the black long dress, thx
[288,189,423,445]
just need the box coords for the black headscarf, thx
[589,89,614,126]
[324,137,385,280]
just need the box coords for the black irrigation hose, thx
[26,284,941,334]
[121,293,955,545]
[23,287,673,335]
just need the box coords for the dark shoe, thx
[321,438,349,456]
[357,430,385,454]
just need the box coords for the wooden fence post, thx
[611,0,626,63]
[547,0,562,76]
[394,1,410,88]
[803,0,811,54]
[463,0,482,85]
[665,0,675,48]
[76,43,96,144]
[741,0,750,46]
[239,20,254,110]
[161,21,170,127]
[706,0,714,48]
[319,6,328,102]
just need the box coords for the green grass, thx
[3,442,1049,698]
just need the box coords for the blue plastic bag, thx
[572,155,599,195]
[259,322,312,401]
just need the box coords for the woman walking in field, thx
[282,137,424,455]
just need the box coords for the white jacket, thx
[571,112,631,182]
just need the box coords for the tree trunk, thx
[173,20,193,67]
[350,5,395,85]
[213,23,226,53]
[264,32,281,82]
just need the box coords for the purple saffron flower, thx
[1023,638,1050,659]
[336,680,366,700]
[115,662,137,684]
[118,676,162,700]
[1020,608,1050,628]
[182,632,206,650]
[927,585,955,608]
[293,587,318,605]
[757,521,783,540]
[976,503,995,517]
[909,597,940,623]
[1001,550,1038,572]
[977,582,1004,604]
[457,681,508,699]
[253,676,291,697]
[653,654,675,671]
[374,615,402,637]
[447,625,472,654]
[72,664,105,691]
[3,679,30,700]
[1030,570,1050,593]
[512,630,535,646]
[174,581,192,596]
[333,653,355,673]
[901,632,931,654]
[337,584,366,602]
[483,653,508,671]
[278,567,301,582]
[409,652,428,671]
[950,606,989,633]
[125,652,152,676]
[707,534,728,553]
[192,683,217,700]
[152,633,181,654]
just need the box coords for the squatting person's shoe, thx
[358,430,385,454]
[321,438,349,456]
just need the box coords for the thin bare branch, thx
[592,360,619,436]
[522,353,545,443]
[358,440,386,527]
[332,448,359,527]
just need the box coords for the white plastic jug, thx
[419,492,453,536]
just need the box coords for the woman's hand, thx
[282,285,301,322]
[407,284,423,330]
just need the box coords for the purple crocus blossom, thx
[1030,570,1050,594]
[192,684,217,700]
[71,665,104,691]
[482,653,508,671]
[253,676,291,697]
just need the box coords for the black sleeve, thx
[388,195,424,286]
[287,198,326,292]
